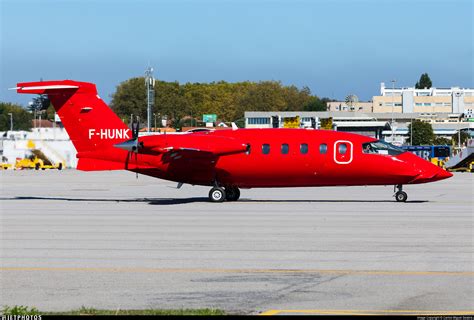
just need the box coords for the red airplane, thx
[15,80,452,202]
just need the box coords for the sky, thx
[1,0,472,106]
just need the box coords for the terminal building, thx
[244,111,473,145]
[244,83,474,145]
[373,82,474,114]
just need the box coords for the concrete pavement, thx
[0,170,472,314]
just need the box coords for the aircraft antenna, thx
[145,66,155,134]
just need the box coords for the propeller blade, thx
[133,118,139,139]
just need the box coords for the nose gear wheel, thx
[394,184,407,202]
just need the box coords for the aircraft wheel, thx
[395,191,408,202]
[225,187,240,201]
[209,187,226,202]
[35,163,40,170]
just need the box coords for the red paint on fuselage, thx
[125,129,451,188]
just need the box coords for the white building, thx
[374,83,474,114]
[1,127,77,168]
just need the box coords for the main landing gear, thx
[208,186,240,202]
[394,184,408,202]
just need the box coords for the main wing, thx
[115,132,249,157]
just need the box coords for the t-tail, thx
[16,80,131,170]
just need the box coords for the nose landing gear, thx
[394,184,408,202]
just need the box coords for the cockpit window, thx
[362,140,405,156]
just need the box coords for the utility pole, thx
[458,130,461,149]
[145,67,155,133]
[7,113,13,131]
[391,79,396,143]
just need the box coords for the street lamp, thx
[7,113,13,131]
[391,79,396,143]
[153,113,157,132]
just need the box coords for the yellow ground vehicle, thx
[447,161,474,173]
[15,155,44,170]
[1,163,12,170]
[14,150,64,170]
[1,156,12,170]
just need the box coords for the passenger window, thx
[281,143,289,154]
[339,143,347,154]
[300,143,308,154]
[262,144,270,154]
[319,143,327,154]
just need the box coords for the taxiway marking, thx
[260,309,474,315]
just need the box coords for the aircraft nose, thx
[411,160,453,183]
[433,167,453,180]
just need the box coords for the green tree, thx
[110,77,147,123]
[281,85,313,112]
[110,77,335,127]
[415,73,432,89]
[303,96,329,111]
[0,102,33,131]
[408,119,434,145]
[238,81,287,113]
[433,136,450,145]
[451,131,470,146]
[156,80,188,127]
[44,104,56,121]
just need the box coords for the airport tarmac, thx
[0,170,473,315]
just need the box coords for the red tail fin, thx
[16,80,130,170]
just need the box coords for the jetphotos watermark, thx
[2,316,41,320]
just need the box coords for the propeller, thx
[114,116,143,177]
[115,116,143,153]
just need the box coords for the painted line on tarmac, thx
[1,267,473,276]
[260,309,474,316]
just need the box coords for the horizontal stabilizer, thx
[15,80,96,95]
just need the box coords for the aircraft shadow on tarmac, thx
[9,196,428,205]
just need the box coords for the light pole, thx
[153,113,157,132]
[458,129,461,149]
[28,101,36,128]
[391,79,396,143]
[7,113,13,131]
[145,67,155,134]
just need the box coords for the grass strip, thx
[2,305,226,316]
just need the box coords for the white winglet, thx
[231,122,239,130]
[20,85,79,91]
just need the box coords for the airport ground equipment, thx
[445,139,474,172]
[14,149,64,170]
[1,162,12,170]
